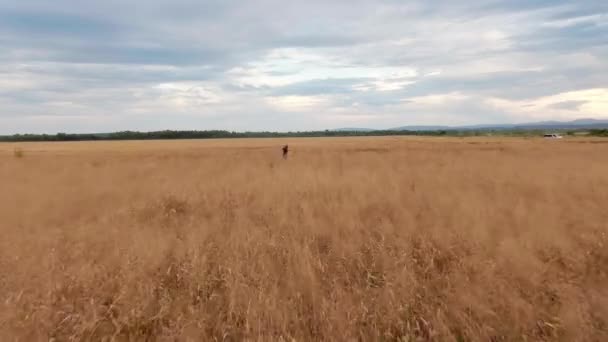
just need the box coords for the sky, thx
[0,0,607,133]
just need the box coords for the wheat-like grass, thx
[0,137,607,341]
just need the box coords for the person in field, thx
[282,144,289,159]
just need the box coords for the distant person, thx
[282,144,289,159]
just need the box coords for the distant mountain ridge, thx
[332,127,376,132]
[390,125,451,131]
[335,118,608,132]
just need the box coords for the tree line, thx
[1,129,606,142]
[0,130,450,142]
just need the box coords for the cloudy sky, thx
[1,0,607,133]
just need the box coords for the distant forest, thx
[1,129,607,142]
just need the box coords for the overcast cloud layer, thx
[1,0,607,133]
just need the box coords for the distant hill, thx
[508,118,608,130]
[3,119,607,142]
[389,125,450,131]
[332,127,376,132]
[389,119,608,131]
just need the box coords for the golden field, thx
[1,137,607,341]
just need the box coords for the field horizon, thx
[1,136,607,341]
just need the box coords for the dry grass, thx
[12,148,24,158]
[1,137,607,341]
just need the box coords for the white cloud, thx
[0,0,606,133]
[486,88,608,121]
[229,48,419,92]
[265,95,331,112]
[542,14,608,28]
[404,92,471,106]
[153,82,223,107]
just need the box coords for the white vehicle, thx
[543,133,563,139]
